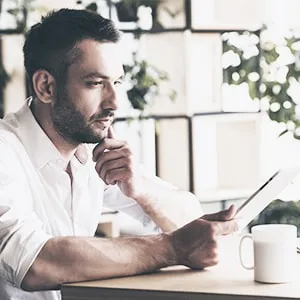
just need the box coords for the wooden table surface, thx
[61,236,300,300]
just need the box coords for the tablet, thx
[235,167,300,230]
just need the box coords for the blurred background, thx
[2,0,300,234]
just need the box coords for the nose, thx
[102,82,118,111]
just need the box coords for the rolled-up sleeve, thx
[0,206,52,288]
[0,140,52,288]
[103,185,154,226]
[102,168,178,227]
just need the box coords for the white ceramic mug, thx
[239,224,297,283]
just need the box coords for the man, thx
[0,8,237,299]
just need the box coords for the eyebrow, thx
[82,72,124,80]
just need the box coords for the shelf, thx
[121,28,188,34]
[121,28,261,35]
[191,28,261,34]
[0,29,23,35]
[120,27,261,35]
[114,111,261,123]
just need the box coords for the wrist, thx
[127,175,149,202]
[161,232,179,266]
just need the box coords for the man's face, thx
[51,39,124,144]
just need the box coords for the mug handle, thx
[239,234,254,270]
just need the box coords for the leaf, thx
[127,88,147,110]
[279,129,288,137]
[85,2,97,12]
[263,48,279,64]
[240,56,259,74]
[169,90,177,102]
[248,81,259,99]
[0,65,10,88]
[7,8,20,16]
[287,63,300,78]
[223,66,240,85]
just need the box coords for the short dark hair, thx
[23,8,121,94]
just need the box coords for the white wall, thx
[191,0,263,30]
[2,35,26,114]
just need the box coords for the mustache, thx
[90,110,115,122]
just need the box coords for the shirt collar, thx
[15,98,88,170]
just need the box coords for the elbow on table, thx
[21,264,61,291]
[20,237,71,291]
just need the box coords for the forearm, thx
[133,177,202,232]
[21,233,176,291]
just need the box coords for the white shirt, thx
[0,100,153,300]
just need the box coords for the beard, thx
[51,86,112,145]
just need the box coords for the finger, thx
[94,150,127,174]
[99,157,131,182]
[202,205,236,222]
[108,126,117,139]
[94,147,132,174]
[92,139,125,161]
[212,219,238,236]
[225,204,237,219]
[105,167,132,185]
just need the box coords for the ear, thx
[32,70,56,104]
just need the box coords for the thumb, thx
[108,126,117,139]
[202,205,236,222]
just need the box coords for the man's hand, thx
[170,205,238,269]
[92,127,142,198]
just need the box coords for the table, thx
[61,236,300,300]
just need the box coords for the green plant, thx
[112,0,159,22]
[124,55,176,111]
[223,27,300,139]
[77,0,159,23]
[249,199,300,236]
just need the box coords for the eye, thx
[114,80,123,86]
[87,81,104,87]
